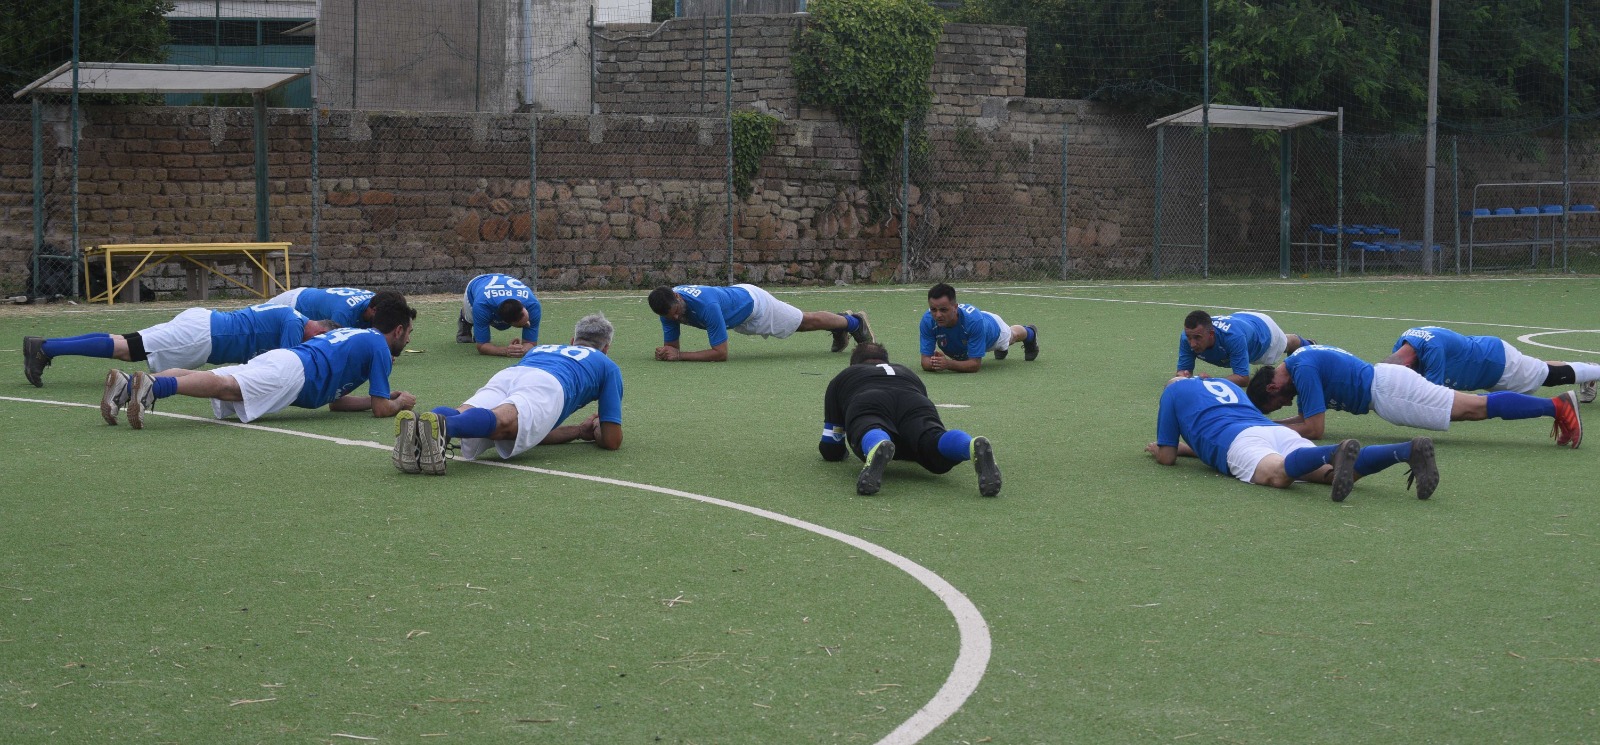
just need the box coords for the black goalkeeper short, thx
[845,388,957,474]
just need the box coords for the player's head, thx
[372,302,417,355]
[367,290,408,320]
[647,286,684,320]
[1246,365,1295,413]
[497,298,530,327]
[573,312,614,352]
[851,342,890,365]
[302,319,334,341]
[1183,310,1216,351]
[927,283,959,328]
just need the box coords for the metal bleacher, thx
[1461,181,1600,271]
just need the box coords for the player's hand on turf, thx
[655,345,680,361]
[929,350,946,371]
[506,339,526,357]
[391,391,417,410]
[577,414,600,441]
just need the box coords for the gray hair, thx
[573,312,614,348]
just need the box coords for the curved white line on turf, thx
[1516,330,1600,356]
[0,395,990,745]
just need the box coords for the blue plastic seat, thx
[1517,206,1540,216]
[1541,205,1564,214]
[1571,204,1598,213]
[1494,207,1517,216]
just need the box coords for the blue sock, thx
[447,407,497,439]
[1355,442,1412,476]
[844,315,860,333]
[937,429,974,462]
[1283,445,1340,479]
[42,333,114,358]
[1025,326,1036,343]
[152,376,178,399]
[860,428,890,456]
[1484,391,1554,420]
[430,406,460,419]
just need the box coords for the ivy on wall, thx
[732,109,779,200]
[791,0,943,215]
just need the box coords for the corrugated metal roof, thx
[14,62,309,99]
[1148,104,1338,131]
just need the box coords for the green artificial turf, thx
[2,276,1597,743]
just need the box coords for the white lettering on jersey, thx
[1402,328,1436,342]
[530,344,591,361]
[1202,379,1238,404]
[876,363,896,376]
[674,285,703,298]
[323,327,366,344]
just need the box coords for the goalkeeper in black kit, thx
[820,342,1002,497]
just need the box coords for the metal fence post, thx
[900,118,909,283]
[1059,117,1069,280]
[530,113,539,287]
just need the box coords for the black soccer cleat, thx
[456,313,474,344]
[23,336,48,387]
[1022,325,1040,361]
[830,327,849,353]
[847,310,874,345]
[856,440,895,496]
[972,436,1001,497]
[1329,438,1361,502]
[1405,436,1439,500]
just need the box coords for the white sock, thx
[1569,361,1600,383]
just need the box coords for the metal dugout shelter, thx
[1149,104,1343,279]
[15,62,309,298]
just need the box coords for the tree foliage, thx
[1,0,174,100]
[956,0,1599,134]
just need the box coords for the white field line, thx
[0,395,989,745]
[1516,330,1600,356]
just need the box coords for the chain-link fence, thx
[3,0,1597,300]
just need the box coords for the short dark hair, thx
[928,283,956,303]
[371,301,416,333]
[1184,310,1213,330]
[1246,366,1279,410]
[647,286,679,316]
[497,298,525,325]
[851,342,890,365]
[368,290,407,315]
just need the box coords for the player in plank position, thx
[1176,309,1314,387]
[1384,325,1599,403]
[1150,376,1439,502]
[1247,345,1583,448]
[456,272,543,358]
[268,286,407,329]
[919,283,1038,373]
[22,303,331,387]
[393,313,622,475]
[99,302,417,429]
[821,342,1002,497]
[647,284,871,361]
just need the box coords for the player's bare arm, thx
[1277,411,1325,439]
[476,338,529,358]
[658,341,728,362]
[1382,342,1419,369]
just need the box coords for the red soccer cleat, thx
[1552,390,1582,449]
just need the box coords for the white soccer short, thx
[1238,311,1290,365]
[206,348,306,424]
[984,311,1013,353]
[457,366,565,461]
[267,287,306,309]
[141,307,214,372]
[729,284,804,339]
[1226,424,1316,484]
[1491,339,1549,394]
[1371,362,1454,431]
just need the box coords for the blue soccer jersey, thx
[1283,345,1375,418]
[660,285,755,348]
[1157,377,1277,475]
[291,287,375,328]
[1177,312,1274,377]
[515,344,624,426]
[207,303,308,365]
[1393,326,1506,391]
[290,327,394,409]
[919,304,1001,360]
[465,273,541,345]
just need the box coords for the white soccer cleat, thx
[392,410,422,474]
[416,411,448,475]
[126,371,156,430]
[1580,380,1597,405]
[100,369,131,426]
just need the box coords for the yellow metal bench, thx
[82,242,294,305]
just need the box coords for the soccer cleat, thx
[416,411,449,475]
[1580,380,1597,405]
[392,410,422,474]
[848,310,874,345]
[456,314,473,344]
[1404,436,1439,501]
[100,369,131,425]
[23,336,49,387]
[1329,438,1361,502]
[830,327,849,353]
[856,440,895,496]
[125,371,157,430]
[1552,390,1582,449]
[1022,325,1040,361]
[993,347,1008,360]
[972,436,1002,497]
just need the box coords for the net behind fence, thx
[2,0,1597,300]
